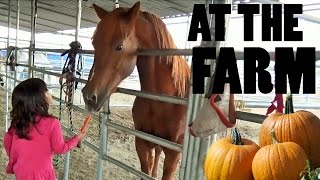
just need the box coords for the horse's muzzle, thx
[82,87,98,109]
[188,122,196,137]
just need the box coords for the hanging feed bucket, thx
[189,84,236,138]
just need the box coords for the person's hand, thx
[76,131,86,148]
[77,114,91,148]
[78,131,86,141]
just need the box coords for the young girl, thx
[3,78,87,180]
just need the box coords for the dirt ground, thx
[0,87,320,180]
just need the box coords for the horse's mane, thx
[142,12,191,98]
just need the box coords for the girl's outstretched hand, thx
[81,114,92,133]
[78,131,86,141]
[77,115,92,147]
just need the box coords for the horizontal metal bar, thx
[244,101,320,109]
[52,95,182,152]
[51,96,99,119]
[30,66,64,77]
[32,47,94,54]
[0,72,18,81]
[0,84,12,93]
[11,65,188,106]
[29,47,320,60]
[103,155,155,180]
[60,124,99,153]
[53,93,320,126]
[31,47,192,56]
[136,49,192,56]
[57,94,182,153]
[0,60,50,69]
[2,47,320,61]
[117,88,188,105]
[5,66,320,110]
[0,47,30,51]
[75,78,188,106]
[106,120,183,153]
[236,111,266,124]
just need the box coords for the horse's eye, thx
[116,44,123,51]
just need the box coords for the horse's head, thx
[82,2,141,112]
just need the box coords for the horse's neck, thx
[136,56,176,95]
[134,14,184,96]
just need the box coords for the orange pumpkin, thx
[252,130,307,180]
[259,93,320,168]
[204,128,260,180]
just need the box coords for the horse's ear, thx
[127,1,140,20]
[92,4,108,19]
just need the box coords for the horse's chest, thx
[132,98,186,139]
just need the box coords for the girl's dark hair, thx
[10,78,53,139]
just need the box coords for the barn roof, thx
[0,0,208,33]
[0,0,319,34]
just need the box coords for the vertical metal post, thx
[5,0,12,132]
[193,1,214,179]
[96,98,109,180]
[7,0,11,50]
[28,0,37,78]
[97,2,116,179]
[194,0,232,179]
[180,0,232,180]
[75,0,82,41]
[14,0,19,86]
[75,0,83,102]
[63,1,82,179]
[180,1,212,179]
[185,95,202,180]
[179,14,195,180]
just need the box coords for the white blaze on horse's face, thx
[81,3,140,112]
[88,65,95,82]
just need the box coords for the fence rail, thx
[5,47,320,60]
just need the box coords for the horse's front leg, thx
[162,147,182,180]
[152,145,162,177]
[135,137,155,177]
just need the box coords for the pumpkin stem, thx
[232,128,243,145]
[271,129,279,144]
[301,160,320,180]
[285,93,294,114]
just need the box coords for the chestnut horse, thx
[81,2,190,179]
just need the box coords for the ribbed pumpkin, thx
[252,130,307,180]
[204,128,260,180]
[259,93,320,168]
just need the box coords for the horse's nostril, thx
[188,123,196,137]
[82,88,97,104]
[90,94,97,104]
[86,94,97,104]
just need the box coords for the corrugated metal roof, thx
[1,0,319,34]
[0,0,206,33]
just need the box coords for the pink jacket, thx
[3,116,79,180]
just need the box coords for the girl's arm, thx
[3,131,13,156]
[50,119,80,154]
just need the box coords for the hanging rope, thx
[6,46,16,71]
[59,41,82,131]
[53,41,83,168]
